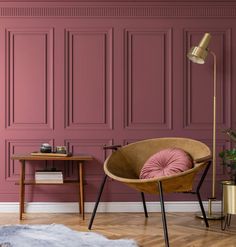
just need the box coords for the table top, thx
[11,154,93,161]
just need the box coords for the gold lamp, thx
[187,33,221,219]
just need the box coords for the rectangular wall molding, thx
[124,28,172,130]
[64,139,112,177]
[65,28,113,130]
[5,28,54,130]
[5,139,54,181]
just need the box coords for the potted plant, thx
[219,128,236,184]
[219,129,236,229]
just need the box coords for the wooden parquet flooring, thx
[0,212,236,246]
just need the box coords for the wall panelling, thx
[65,28,113,130]
[124,28,172,130]
[0,1,235,203]
[6,28,54,130]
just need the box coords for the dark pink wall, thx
[0,1,235,203]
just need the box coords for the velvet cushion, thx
[139,148,193,179]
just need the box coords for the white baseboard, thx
[0,201,221,213]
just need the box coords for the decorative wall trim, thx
[65,28,113,130]
[64,139,112,158]
[124,28,172,130]
[5,139,54,181]
[0,4,236,18]
[0,201,221,213]
[5,28,54,130]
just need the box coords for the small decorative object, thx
[40,143,52,153]
[55,146,67,154]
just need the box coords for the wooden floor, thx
[0,212,236,246]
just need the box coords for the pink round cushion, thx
[140,148,193,179]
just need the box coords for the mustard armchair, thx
[88,138,211,247]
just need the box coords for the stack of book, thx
[35,170,63,184]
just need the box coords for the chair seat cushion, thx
[140,148,193,179]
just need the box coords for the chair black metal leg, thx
[196,191,209,227]
[158,181,169,247]
[141,192,148,218]
[196,161,211,192]
[195,161,211,228]
[88,175,108,230]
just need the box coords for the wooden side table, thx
[11,154,93,220]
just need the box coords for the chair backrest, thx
[104,137,211,181]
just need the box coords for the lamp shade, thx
[187,33,212,64]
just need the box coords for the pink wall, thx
[0,1,235,203]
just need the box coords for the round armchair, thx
[88,137,211,247]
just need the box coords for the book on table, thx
[31,152,72,157]
[35,170,63,184]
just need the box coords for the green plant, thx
[219,129,236,184]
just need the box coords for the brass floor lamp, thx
[187,33,221,219]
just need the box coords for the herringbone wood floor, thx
[0,212,235,246]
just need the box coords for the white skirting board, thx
[0,201,221,213]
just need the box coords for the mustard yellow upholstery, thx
[104,137,211,194]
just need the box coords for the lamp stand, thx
[196,51,222,220]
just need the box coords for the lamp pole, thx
[208,50,217,216]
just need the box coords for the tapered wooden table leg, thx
[79,162,84,220]
[19,160,25,220]
[78,162,82,215]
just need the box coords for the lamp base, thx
[195,212,223,220]
[195,197,223,220]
